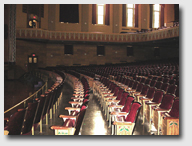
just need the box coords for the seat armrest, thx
[50,126,74,130]
[104,96,117,99]
[59,115,76,119]
[111,112,128,116]
[109,105,124,108]
[107,99,120,103]
[65,107,80,111]
[69,101,83,105]
[113,121,133,125]
[71,97,84,100]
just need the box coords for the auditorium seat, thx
[134,84,150,102]
[129,83,144,97]
[145,90,164,132]
[149,80,157,87]
[126,81,139,93]
[109,96,134,134]
[154,81,163,90]
[107,92,129,123]
[50,105,87,135]
[104,88,124,118]
[4,108,26,135]
[21,101,39,135]
[167,84,177,94]
[153,94,175,135]
[138,87,156,124]
[161,99,179,135]
[113,102,142,135]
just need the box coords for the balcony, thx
[16,26,179,43]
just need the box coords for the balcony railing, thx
[16,26,179,43]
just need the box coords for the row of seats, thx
[93,77,141,135]
[50,73,90,135]
[92,65,179,135]
[69,60,179,135]
[4,70,65,135]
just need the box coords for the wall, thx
[16,40,179,71]
[15,4,176,33]
[140,4,149,30]
[164,4,175,24]
[16,4,28,28]
[41,4,49,30]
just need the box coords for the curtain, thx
[149,4,153,28]
[160,4,165,27]
[92,4,96,24]
[135,4,138,27]
[105,4,110,25]
[122,4,126,26]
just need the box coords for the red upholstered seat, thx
[158,94,175,110]
[5,109,26,135]
[124,102,142,123]
[160,83,169,93]
[167,99,179,118]
[167,84,177,94]
[150,80,157,87]
[155,81,163,90]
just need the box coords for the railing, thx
[16,26,179,43]
[4,69,50,116]
[4,82,47,114]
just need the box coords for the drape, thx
[135,4,138,27]
[105,4,110,25]
[122,4,126,26]
[92,4,96,24]
[160,4,165,27]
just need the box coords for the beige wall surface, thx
[15,4,176,33]
[16,40,179,71]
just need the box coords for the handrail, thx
[4,82,47,114]
[16,26,179,43]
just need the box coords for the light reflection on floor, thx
[92,111,107,135]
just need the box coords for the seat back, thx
[116,88,124,100]
[155,81,163,89]
[118,92,129,105]
[128,80,134,88]
[140,77,146,84]
[125,102,142,123]
[7,109,26,135]
[136,83,143,92]
[74,106,87,135]
[136,77,142,82]
[161,83,169,93]
[168,99,179,118]
[122,96,134,113]
[145,79,152,85]
[132,81,139,90]
[169,79,176,85]
[21,101,39,135]
[34,95,47,124]
[163,78,170,83]
[124,78,130,86]
[113,86,120,96]
[150,80,156,87]
[159,94,175,110]
[152,90,164,103]
[167,84,177,94]
[140,84,149,95]
[111,84,117,93]
[175,87,179,98]
[146,87,156,99]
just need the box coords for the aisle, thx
[81,94,111,135]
